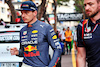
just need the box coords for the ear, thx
[98,2,100,11]
[34,11,37,16]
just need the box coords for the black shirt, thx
[77,19,100,67]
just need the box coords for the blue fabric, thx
[18,20,62,67]
[17,1,37,11]
[59,42,64,52]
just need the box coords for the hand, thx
[10,47,19,55]
[61,39,63,41]
[67,36,70,38]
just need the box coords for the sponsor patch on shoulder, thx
[52,35,57,39]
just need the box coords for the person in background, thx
[0,19,6,26]
[76,0,100,67]
[65,27,72,55]
[60,28,66,43]
[59,28,66,55]
[56,30,59,38]
[10,1,62,67]
[73,29,77,50]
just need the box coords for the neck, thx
[28,17,37,25]
[90,12,100,24]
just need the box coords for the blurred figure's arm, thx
[76,47,86,67]
[76,21,86,67]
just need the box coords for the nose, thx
[85,5,90,10]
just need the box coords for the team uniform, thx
[65,29,72,54]
[77,19,100,67]
[18,20,62,67]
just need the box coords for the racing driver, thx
[10,1,62,67]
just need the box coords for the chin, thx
[86,14,91,18]
[24,21,28,23]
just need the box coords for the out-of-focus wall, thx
[0,2,10,22]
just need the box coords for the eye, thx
[25,11,29,14]
[89,3,93,6]
[84,4,86,7]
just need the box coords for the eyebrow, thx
[84,2,94,5]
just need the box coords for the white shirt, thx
[73,30,77,41]
[60,30,66,39]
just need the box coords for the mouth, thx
[22,18,26,21]
[86,11,90,14]
[86,10,91,14]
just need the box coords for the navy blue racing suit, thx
[18,20,62,67]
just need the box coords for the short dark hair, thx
[1,19,3,21]
[67,27,69,28]
[63,28,65,30]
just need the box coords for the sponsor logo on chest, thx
[84,33,92,39]
[21,30,38,45]
[24,45,40,57]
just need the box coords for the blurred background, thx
[0,0,85,32]
[0,0,85,67]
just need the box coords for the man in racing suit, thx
[10,1,62,67]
